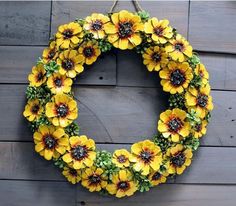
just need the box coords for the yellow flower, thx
[148,170,168,186]
[45,94,78,127]
[185,84,214,118]
[42,41,58,63]
[195,63,209,85]
[130,140,162,175]
[81,166,108,192]
[62,166,81,184]
[47,73,73,94]
[57,50,84,78]
[158,108,191,142]
[84,13,110,39]
[142,46,168,72]
[23,99,43,121]
[159,61,193,94]
[62,135,96,170]
[28,64,46,87]
[33,125,69,160]
[106,169,137,198]
[192,120,207,138]
[78,41,101,65]
[104,10,144,50]
[144,18,173,44]
[112,149,131,168]
[55,22,83,49]
[165,34,192,62]
[166,144,193,175]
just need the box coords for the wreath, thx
[23,9,213,198]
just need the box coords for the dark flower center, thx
[37,72,44,82]
[62,59,74,71]
[171,152,186,167]
[168,117,183,132]
[31,104,40,114]
[197,94,208,108]
[71,146,88,160]
[43,135,57,149]
[63,29,73,39]
[56,104,69,117]
[48,50,56,59]
[89,175,101,185]
[69,168,78,177]
[118,22,133,38]
[140,150,152,163]
[151,52,161,62]
[195,123,202,132]
[54,77,63,87]
[117,181,129,190]
[91,20,103,31]
[170,69,186,86]
[83,47,95,58]
[117,155,127,163]
[152,172,161,180]
[174,43,184,52]
[154,27,163,36]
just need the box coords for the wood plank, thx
[1,142,236,185]
[189,1,236,53]
[76,184,236,206]
[0,85,235,146]
[0,180,75,206]
[117,51,236,90]
[0,1,51,45]
[51,0,188,36]
[0,46,116,85]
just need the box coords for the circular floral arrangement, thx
[23,10,213,198]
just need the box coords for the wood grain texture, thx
[189,1,236,53]
[0,46,116,85]
[0,180,75,206]
[0,1,51,45]
[0,85,235,146]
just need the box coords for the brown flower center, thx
[151,52,161,62]
[62,29,73,39]
[89,174,101,185]
[91,20,103,31]
[36,72,44,82]
[69,168,78,177]
[54,77,63,87]
[152,172,161,180]
[174,42,184,52]
[62,59,74,71]
[170,69,186,86]
[197,94,208,108]
[83,46,95,58]
[117,181,130,191]
[168,117,183,133]
[56,104,69,117]
[195,123,202,132]
[171,152,186,167]
[43,135,57,149]
[154,27,163,36]
[48,50,56,59]
[117,155,127,163]
[140,150,153,163]
[71,145,88,160]
[118,22,133,38]
[31,104,40,114]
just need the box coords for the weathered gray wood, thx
[51,0,188,37]
[0,180,75,206]
[0,1,51,45]
[0,85,235,147]
[0,46,116,85]
[1,142,236,185]
[117,51,236,90]
[76,184,236,206]
[189,1,236,53]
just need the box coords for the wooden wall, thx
[0,1,236,205]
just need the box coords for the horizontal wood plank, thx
[0,180,75,206]
[0,1,51,45]
[0,85,235,146]
[189,1,236,53]
[0,46,116,85]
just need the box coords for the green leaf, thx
[168,93,186,109]
[65,122,80,136]
[44,61,59,77]
[137,11,150,22]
